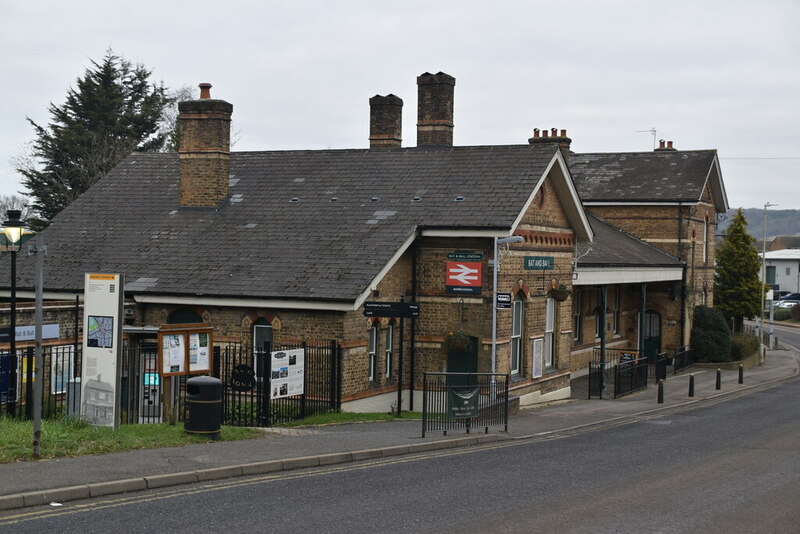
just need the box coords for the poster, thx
[532,338,544,379]
[188,332,210,372]
[51,345,75,395]
[270,348,305,399]
[162,334,186,375]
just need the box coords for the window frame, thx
[511,295,523,375]
[368,324,378,382]
[385,323,394,379]
[544,297,555,368]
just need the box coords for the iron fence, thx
[672,345,694,375]
[614,357,648,398]
[422,372,509,437]
[217,340,341,427]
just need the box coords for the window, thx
[787,267,792,276]
[766,266,776,285]
[511,294,523,375]
[612,287,621,335]
[573,289,582,343]
[368,325,378,382]
[385,324,394,379]
[544,297,555,368]
[594,288,604,339]
[703,217,709,264]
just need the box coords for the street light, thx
[760,202,776,363]
[2,209,26,417]
[491,235,524,376]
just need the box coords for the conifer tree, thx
[714,208,763,332]
[17,50,174,229]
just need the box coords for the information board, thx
[157,324,214,377]
[80,273,123,429]
[270,348,305,399]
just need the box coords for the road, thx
[3,370,800,533]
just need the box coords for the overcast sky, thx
[1,1,798,212]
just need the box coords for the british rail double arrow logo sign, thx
[446,261,482,295]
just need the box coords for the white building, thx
[761,249,800,293]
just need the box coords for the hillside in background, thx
[717,208,800,240]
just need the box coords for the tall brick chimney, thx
[178,83,233,208]
[655,139,677,151]
[369,94,403,148]
[417,72,455,147]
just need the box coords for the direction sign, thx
[363,302,421,318]
[524,256,554,270]
[496,292,512,309]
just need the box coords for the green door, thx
[642,310,661,360]
[447,335,479,387]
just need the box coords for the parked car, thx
[772,290,791,300]
[776,300,800,309]
[778,292,800,301]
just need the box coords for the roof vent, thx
[330,197,339,202]
[370,197,380,202]
[454,196,465,202]
[290,197,300,202]
[411,196,422,202]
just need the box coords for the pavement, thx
[1,344,798,511]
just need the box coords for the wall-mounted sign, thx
[447,251,484,261]
[81,273,123,429]
[0,324,60,342]
[446,261,482,295]
[157,323,214,377]
[524,256,554,270]
[496,292,512,309]
[363,301,421,318]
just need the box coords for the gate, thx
[218,340,341,427]
[421,372,509,437]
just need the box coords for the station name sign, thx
[524,256,554,270]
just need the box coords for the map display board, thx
[269,348,305,399]
[80,273,123,430]
[157,324,214,377]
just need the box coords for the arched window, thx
[385,323,394,379]
[253,318,273,379]
[168,307,203,324]
[511,294,524,375]
[703,217,709,264]
[368,324,378,382]
[544,297,555,368]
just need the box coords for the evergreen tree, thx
[17,50,174,229]
[714,208,763,332]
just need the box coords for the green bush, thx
[792,304,800,321]
[774,308,792,321]
[730,333,759,360]
[691,306,732,362]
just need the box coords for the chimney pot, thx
[667,140,673,149]
[560,129,567,137]
[659,139,666,149]
[533,128,540,138]
[542,130,549,138]
[199,83,212,99]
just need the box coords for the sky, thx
[1,1,798,210]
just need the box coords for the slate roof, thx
[11,144,560,302]
[578,214,682,268]
[570,150,718,203]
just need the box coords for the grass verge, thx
[0,417,262,463]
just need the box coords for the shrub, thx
[691,306,732,362]
[730,333,759,360]
[792,304,800,321]
[774,308,792,321]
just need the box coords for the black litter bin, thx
[185,376,222,439]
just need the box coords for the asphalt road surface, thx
[3,373,800,533]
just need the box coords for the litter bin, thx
[184,376,222,440]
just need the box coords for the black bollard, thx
[716,368,721,390]
[739,364,744,384]
[688,374,695,397]
[657,379,664,403]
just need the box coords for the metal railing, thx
[422,372,508,437]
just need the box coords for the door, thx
[642,310,661,361]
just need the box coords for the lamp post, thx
[2,210,25,418]
[491,235,524,376]
[760,202,776,363]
